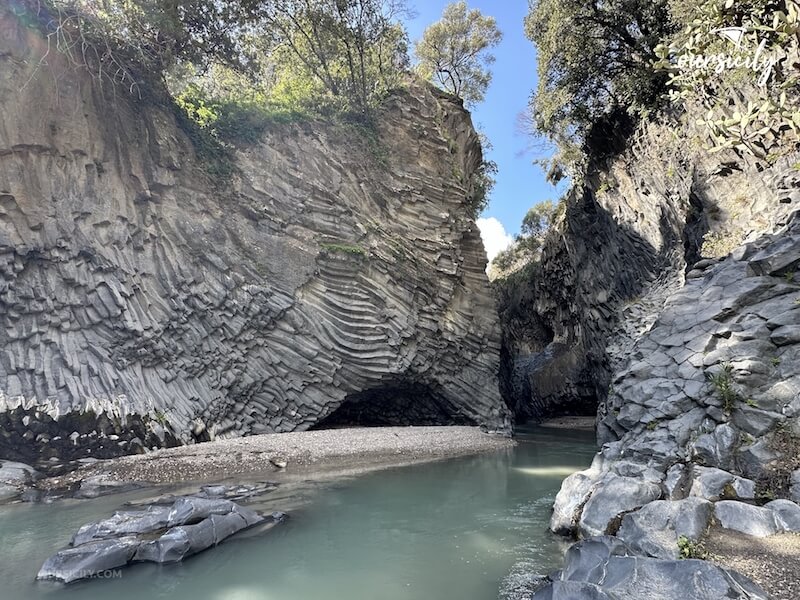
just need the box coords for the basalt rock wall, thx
[498,116,800,421]
[0,11,510,463]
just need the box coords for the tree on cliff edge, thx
[414,1,502,106]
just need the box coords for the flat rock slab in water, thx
[37,495,287,583]
[124,482,278,507]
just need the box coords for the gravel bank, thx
[39,427,514,489]
[706,526,800,600]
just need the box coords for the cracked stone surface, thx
[551,214,800,539]
[498,117,799,420]
[36,494,284,582]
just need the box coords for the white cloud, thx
[476,217,514,263]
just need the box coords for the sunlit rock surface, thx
[0,10,510,462]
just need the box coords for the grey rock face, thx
[662,463,690,500]
[577,474,661,538]
[550,214,800,553]
[72,506,172,546]
[689,467,755,501]
[714,501,779,537]
[690,424,739,470]
[765,499,800,532]
[37,495,282,582]
[0,13,510,462]
[550,463,602,536]
[533,536,770,600]
[617,498,713,559]
[499,113,799,420]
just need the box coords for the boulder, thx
[0,460,40,484]
[747,235,800,277]
[533,536,770,600]
[765,499,800,532]
[714,501,779,537]
[662,463,690,500]
[690,424,738,470]
[36,536,141,583]
[550,468,601,536]
[578,474,662,537]
[736,440,779,480]
[37,494,281,582]
[689,467,755,501]
[0,483,19,503]
[617,498,713,558]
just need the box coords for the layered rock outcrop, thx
[553,214,800,535]
[536,211,800,600]
[0,10,510,462]
[540,213,800,596]
[498,118,800,419]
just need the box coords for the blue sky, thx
[405,1,561,259]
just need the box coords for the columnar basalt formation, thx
[498,118,800,420]
[0,12,510,462]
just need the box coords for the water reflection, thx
[0,426,595,600]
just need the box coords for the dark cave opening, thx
[311,383,474,429]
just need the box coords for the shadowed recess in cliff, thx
[496,186,679,422]
[310,381,475,428]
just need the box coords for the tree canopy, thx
[29,0,410,115]
[491,200,557,273]
[524,0,674,179]
[414,1,502,106]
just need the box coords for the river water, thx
[0,426,595,600]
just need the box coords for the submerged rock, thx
[37,537,142,584]
[125,481,278,507]
[73,475,144,500]
[36,495,286,583]
[533,536,770,600]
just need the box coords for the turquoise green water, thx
[0,426,595,600]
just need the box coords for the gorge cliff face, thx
[0,12,510,463]
[499,117,800,420]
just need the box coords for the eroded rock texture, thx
[552,214,800,538]
[498,118,800,420]
[0,12,510,462]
